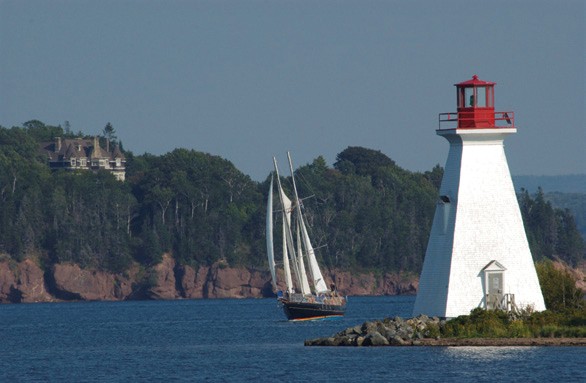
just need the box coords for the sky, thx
[1,0,584,181]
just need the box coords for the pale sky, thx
[1,0,584,181]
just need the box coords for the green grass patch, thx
[440,307,586,339]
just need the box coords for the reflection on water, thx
[444,346,537,361]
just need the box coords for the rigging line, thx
[295,166,319,200]
[300,195,315,202]
[295,244,328,260]
[289,168,312,205]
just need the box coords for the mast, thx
[273,157,309,295]
[286,152,329,294]
[280,189,294,294]
[295,217,312,294]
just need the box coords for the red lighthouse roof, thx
[455,75,496,87]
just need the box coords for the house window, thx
[99,159,106,167]
[116,158,121,167]
[70,159,76,167]
[80,159,87,167]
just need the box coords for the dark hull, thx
[280,299,346,321]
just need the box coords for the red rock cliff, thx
[0,256,418,303]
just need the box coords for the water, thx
[1,296,584,382]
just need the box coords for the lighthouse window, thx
[465,88,474,107]
[476,87,487,107]
[439,195,451,203]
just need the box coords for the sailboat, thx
[266,152,347,321]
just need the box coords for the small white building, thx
[412,75,546,318]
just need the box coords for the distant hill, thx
[512,174,586,194]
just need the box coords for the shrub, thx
[508,320,531,338]
[536,260,585,312]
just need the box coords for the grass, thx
[440,307,586,339]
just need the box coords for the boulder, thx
[389,335,407,346]
[362,331,390,346]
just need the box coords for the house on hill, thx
[39,136,126,181]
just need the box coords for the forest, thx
[0,121,584,276]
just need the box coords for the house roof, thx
[39,137,126,161]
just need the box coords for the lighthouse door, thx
[487,272,504,309]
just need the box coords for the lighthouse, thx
[413,75,546,318]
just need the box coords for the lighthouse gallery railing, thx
[438,111,515,130]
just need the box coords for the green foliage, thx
[518,188,585,266]
[441,267,586,339]
[102,122,117,143]
[545,192,586,241]
[441,307,586,338]
[535,260,584,312]
[423,322,441,339]
[0,123,584,283]
[268,147,437,275]
[128,148,263,268]
[334,146,396,176]
[443,308,510,338]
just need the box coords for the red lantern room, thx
[438,75,515,130]
[456,75,495,128]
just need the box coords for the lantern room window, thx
[464,87,474,107]
[458,85,494,108]
[476,87,487,107]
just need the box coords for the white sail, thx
[287,152,330,294]
[295,219,312,295]
[300,217,329,293]
[280,188,294,294]
[273,157,310,295]
[266,177,277,292]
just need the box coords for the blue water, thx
[1,296,584,382]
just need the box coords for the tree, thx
[1,121,582,282]
[102,122,117,142]
[334,146,396,176]
[535,260,584,312]
[518,188,585,266]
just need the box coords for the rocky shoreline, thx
[304,315,586,347]
[0,255,417,303]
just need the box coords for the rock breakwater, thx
[305,315,586,347]
[305,315,443,346]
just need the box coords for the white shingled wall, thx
[413,128,545,318]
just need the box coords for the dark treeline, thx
[0,122,584,275]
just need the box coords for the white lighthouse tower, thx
[413,75,546,318]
